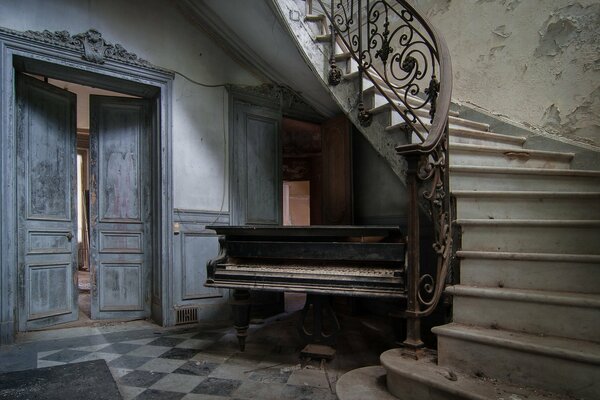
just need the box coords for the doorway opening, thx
[17,71,154,331]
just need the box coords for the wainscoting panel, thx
[172,209,231,322]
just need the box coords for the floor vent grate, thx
[176,307,198,325]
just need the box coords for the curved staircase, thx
[271,0,600,398]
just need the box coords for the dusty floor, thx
[0,299,394,400]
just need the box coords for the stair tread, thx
[387,120,497,135]
[450,143,574,159]
[305,14,326,21]
[365,87,468,122]
[343,70,359,80]
[433,322,600,364]
[315,34,331,42]
[456,250,600,263]
[369,103,485,131]
[450,165,600,176]
[452,190,600,198]
[448,128,526,144]
[446,285,600,308]
[455,218,600,226]
[334,51,352,61]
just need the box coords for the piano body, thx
[205,225,406,350]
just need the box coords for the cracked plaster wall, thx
[411,0,600,147]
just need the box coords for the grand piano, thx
[205,225,406,351]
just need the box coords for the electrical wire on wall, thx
[168,69,311,227]
[168,69,229,227]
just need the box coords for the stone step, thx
[457,250,600,294]
[374,349,568,400]
[315,33,331,43]
[364,85,461,118]
[450,166,600,192]
[450,143,573,169]
[457,218,600,254]
[304,14,326,22]
[389,124,512,147]
[377,106,489,133]
[453,191,600,220]
[449,129,526,149]
[336,366,398,400]
[447,285,600,342]
[433,323,600,399]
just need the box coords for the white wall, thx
[411,0,600,147]
[0,0,262,211]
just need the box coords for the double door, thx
[16,74,152,330]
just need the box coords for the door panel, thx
[232,101,281,225]
[16,74,78,330]
[321,115,353,225]
[90,96,152,319]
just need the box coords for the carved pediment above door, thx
[0,26,168,72]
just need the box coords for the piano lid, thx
[206,225,404,239]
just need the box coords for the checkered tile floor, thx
[3,312,391,400]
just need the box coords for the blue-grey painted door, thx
[231,101,282,225]
[89,96,152,320]
[16,74,78,330]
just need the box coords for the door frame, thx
[0,28,174,344]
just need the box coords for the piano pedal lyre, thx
[298,294,340,360]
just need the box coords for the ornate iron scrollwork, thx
[415,134,452,314]
[322,0,442,138]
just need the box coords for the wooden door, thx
[16,74,78,330]
[321,115,353,225]
[231,101,282,226]
[89,95,152,320]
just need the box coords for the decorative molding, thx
[173,209,230,227]
[0,27,169,73]
[228,83,325,122]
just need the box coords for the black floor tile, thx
[118,370,167,387]
[100,342,142,354]
[158,348,200,360]
[0,348,37,372]
[191,331,225,341]
[281,385,337,400]
[247,367,291,384]
[191,377,242,396]
[101,329,160,344]
[172,360,219,376]
[146,337,185,348]
[40,349,90,363]
[108,355,153,369]
[133,389,185,400]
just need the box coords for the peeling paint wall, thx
[411,0,600,147]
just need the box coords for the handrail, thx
[314,0,453,355]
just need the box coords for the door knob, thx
[66,232,73,241]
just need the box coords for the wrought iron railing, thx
[314,0,453,355]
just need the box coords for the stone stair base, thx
[433,323,600,399]
[337,349,571,400]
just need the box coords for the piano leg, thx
[298,294,340,346]
[231,289,251,351]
